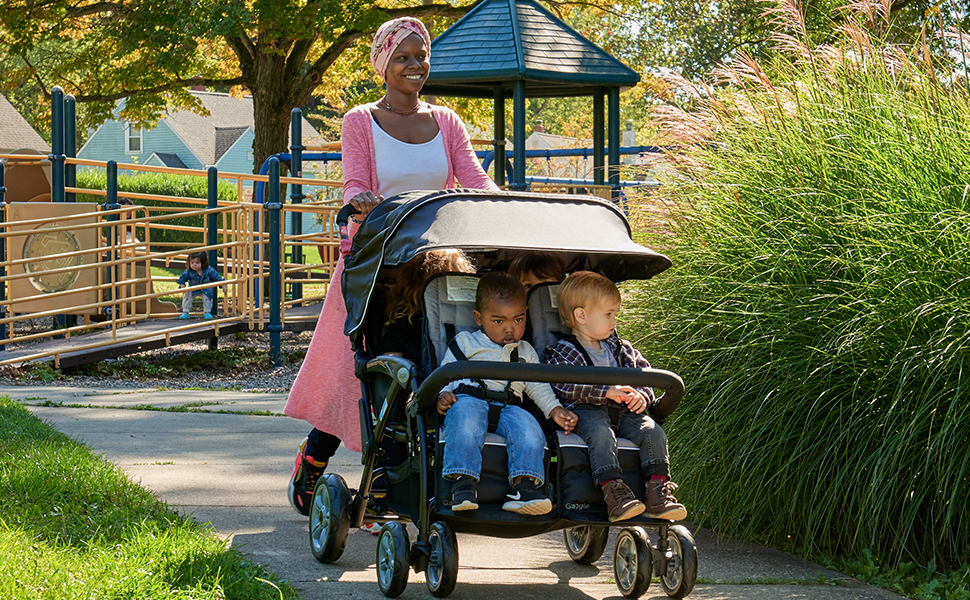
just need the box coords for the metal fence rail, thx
[0,152,341,368]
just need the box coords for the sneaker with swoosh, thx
[502,480,552,515]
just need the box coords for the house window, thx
[125,123,142,154]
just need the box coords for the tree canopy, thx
[0,0,476,172]
[609,0,970,79]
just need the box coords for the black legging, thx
[306,428,342,461]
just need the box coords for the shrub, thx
[625,1,970,568]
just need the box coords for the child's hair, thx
[475,271,526,311]
[508,251,565,283]
[118,197,133,206]
[556,271,621,328]
[186,251,209,271]
[385,249,475,325]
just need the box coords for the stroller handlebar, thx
[412,361,684,417]
[336,204,361,257]
[335,203,360,227]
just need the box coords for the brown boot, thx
[644,478,687,521]
[601,480,646,522]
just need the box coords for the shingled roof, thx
[423,0,640,98]
[162,92,316,164]
[0,94,50,152]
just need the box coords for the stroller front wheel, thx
[308,473,351,563]
[613,527,652,599]
[426,521,459,597]
[376,522,410,597]
[659,524,697,598]
[564,525,609,564]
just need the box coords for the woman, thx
[285,16,499,517]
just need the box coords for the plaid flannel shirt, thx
[545,333,656,410]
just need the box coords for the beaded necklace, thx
[379,96,420,116]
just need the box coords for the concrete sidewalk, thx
[9,385,902,600]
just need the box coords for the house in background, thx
[78,90,318,180]
[0,94,50,153]
[524,120,595,180]
[1,94,54,202]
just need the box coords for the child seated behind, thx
[508,251,566,290]
[177,251,226,320]
[436,272,578,515]
[545,271,687,522]
[379,249,476,360]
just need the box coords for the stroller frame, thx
[306,190,698,599]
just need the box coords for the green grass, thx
[0,395,297,599]
[620,2,970,596]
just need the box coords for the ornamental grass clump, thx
[627,0,970,568]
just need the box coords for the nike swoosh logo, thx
[506,491,521,500]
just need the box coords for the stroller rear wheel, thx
[563,525,609,564]
[308,473,351,563]
[659,525,697,598]
[613,527,652,599]
[376,521,410,597]
[426,521,459,597]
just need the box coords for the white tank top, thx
[372,117,449,198]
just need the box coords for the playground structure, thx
[0,90,344,369]
[0,88,660,371]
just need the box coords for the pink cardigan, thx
[341,102,499,199]
[284,102,498,453]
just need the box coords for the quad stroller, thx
[307,189,697,599]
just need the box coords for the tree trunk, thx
[250,49,293,179]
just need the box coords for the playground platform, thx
[0,303,322,369]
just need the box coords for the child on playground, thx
[545,271,686,522]
[436,271,578,515]
[177,251,226,320]
[508,251,566,290]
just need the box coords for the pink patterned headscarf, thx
[370,17,432,80]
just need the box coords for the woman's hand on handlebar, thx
[348,191,383,218]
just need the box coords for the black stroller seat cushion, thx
[435,431,551,516]
[554,430,647,520]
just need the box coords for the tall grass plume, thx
[627,0,970,568]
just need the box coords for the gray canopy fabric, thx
[341,189,671,338]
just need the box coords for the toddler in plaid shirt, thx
[545,271,686,522]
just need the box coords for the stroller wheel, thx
[613,527,652,599]
[308,473,351,563]
[659,525,697,598]
[426,521,459,598]
[376,522,410,597]
[563,525,609,564]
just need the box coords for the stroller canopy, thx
[342,189,671,338]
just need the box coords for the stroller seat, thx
[423,273,553,520]
[527,281,655,522]
[525,281,569,361]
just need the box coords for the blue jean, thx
[572,404,670,485]
[442,394,546,485]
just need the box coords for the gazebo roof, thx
[423,0,640,98]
